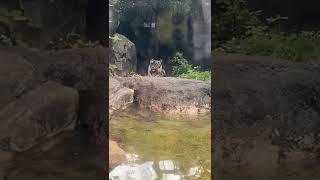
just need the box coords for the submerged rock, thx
[109,161,157,180]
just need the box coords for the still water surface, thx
[109,107,211,180]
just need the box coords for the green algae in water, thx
[110,107,211,179]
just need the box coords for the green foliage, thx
[179,70,211,81]
[213,0,320,62]
[171,52,211,81]
[213,0,261,48]
[221,29,320,62]
[171,52,193,76]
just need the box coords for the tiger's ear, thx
[150,59,154,62]
[160,59,163,63]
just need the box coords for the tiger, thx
[148,59,166,77]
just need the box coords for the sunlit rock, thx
[118,76,211,115]
[109,77,134,117]
[109,161,157,180]
[186,166,203,178]
[125,153,140,163]
[159,160,177,171]
[162,173,181,180]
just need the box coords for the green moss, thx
[109,108,211,178]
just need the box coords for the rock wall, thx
[0,46,108,154]
[213,53,320,178]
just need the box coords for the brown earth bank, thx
[0,46,108,167]
[213,53,320,179]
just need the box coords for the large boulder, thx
[0,46,108,150]
[0,81,78,152]
[0,50,36,109]
[117,76,211,115]
[2,46,108,133]
[213,53,320,179]
[110,34,137,76]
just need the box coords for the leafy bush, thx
[171,52,211,81]
[221,29,320,62]
[179,70,211,81]
[213,0,320,62]
[213,0,261,48]
[171,52,193,76]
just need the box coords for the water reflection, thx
[109,108,211,179]
[109,153,205,180]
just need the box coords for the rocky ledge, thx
[115,76,211,115]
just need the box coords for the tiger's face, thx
[149,59,163,72]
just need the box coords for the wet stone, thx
[159,160,178,172]
[109,162,157,180]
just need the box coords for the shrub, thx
[171,52,211,81]
[221,30,320,62]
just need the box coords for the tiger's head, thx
[149,59,163,72]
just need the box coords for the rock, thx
[109,161,157,180]
[213,53,320,178]
[109,140,126,168]
[118,76,211,115]
[0,81,78,152]
[186,166,203,178]
[109,77,134,117]
[0,50,36,109]
[110,33,137,76]
[0,149,13,164]
[125,153,140,163]
[0,46,108,149]
[1,46,108,144]
[41,47,108,132]
[109,77,122,95]
[162,174,181,180]
[159,160,177,172]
